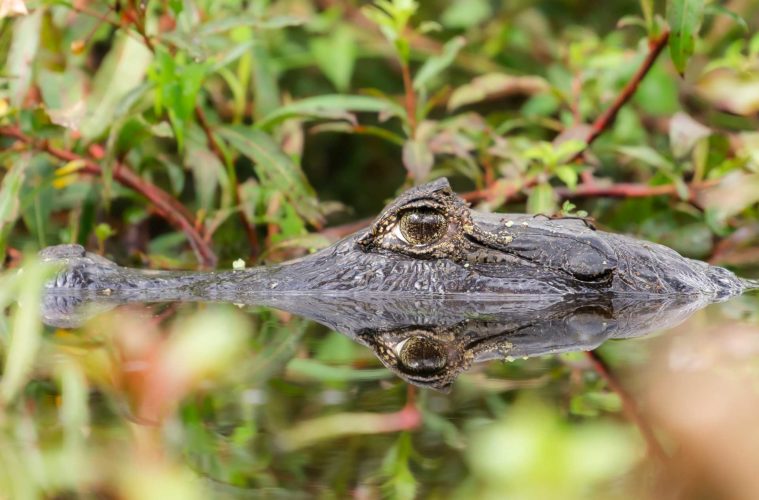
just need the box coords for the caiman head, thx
[42,178,746,296]
[224,177,741,296]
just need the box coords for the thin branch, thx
[319,216,375,241]
[462,177,716,205]
[0,126,217,268]
[126,1,156,52]
[557,178,718,200]
[569,30,671,162]
[585,350,667,462]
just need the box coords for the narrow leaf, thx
[555,166,579,189]
[413,36,466,91]
[310,27,357,92]
[448,74,548,110]
[185,142,224,211]
[0,159,27,260]
[704,4,748,33]
[667,0,705,75]
[617,145,675,171]
[0,259,52,404]
[80,34,153,140]
[256,95,404,129]
[7,9,41,107]
[197,14,304,36]
[402,138,434,181]
[251,37,280,120]
[527,183,557,215]
[219,126,323,226]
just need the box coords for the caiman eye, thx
[398,208,447,245]
[397,336,447,375]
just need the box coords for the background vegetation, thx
[1,0,759,498]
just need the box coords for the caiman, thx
[41,178,754,297]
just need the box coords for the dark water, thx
[6,290,759,498]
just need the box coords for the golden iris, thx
[398,336,447,375]
[399,208,447,245]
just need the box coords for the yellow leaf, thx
[55,159,87,176]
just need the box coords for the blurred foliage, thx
[1,0,759,497]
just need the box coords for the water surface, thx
[5,290,759,498]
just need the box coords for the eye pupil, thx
[399,208,447,245]
[399,336,447,375]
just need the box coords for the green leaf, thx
[362,0,419,64]
[555,139,587,163]
[219,126,323,227]
[80,33,153,141]
[441,0,492,29]
[7,9,42,107]
[185,140,225,211]
[196,14,304,36]
[696,68,759,116]
[617,145,675,171]
[251,37,281,120]
[148,49,209,151]
[667,0,705,75]
[527,183,557,215]
[255,95,404,129]
[448,74,548,110]
[208,40,255,74]
[0,259,53,404]
[704,4,748,33]
[94,223,116,243]
[0,159,27,261]
[402,138,434,181]
[617,15,647,30]
[633,62,680,116]
[555,166,579,189]
[413,36,466,91]
[639,0,654,32]
[310,27,357,92]
[382,434,418,500]
[38,66,88,130]
[669,112,710,158]
[698,173,759,222]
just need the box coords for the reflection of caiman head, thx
[352,304,620,391]
[355,325,489,391]
[40,287,713,389]
[40,178,750,297]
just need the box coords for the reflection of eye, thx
[397,208,447,246]
[397,336,447,375]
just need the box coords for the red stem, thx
[569,30,671,162]
[557,178,718,200]
[400,61,418,137]
[585,350,667,462]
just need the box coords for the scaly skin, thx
[41,178,754,297]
